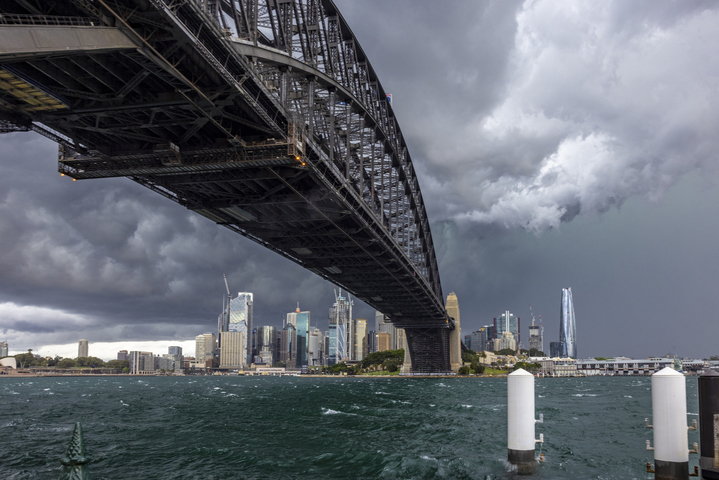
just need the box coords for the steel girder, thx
[0,0,453,371]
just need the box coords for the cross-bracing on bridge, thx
[0,0,460,372]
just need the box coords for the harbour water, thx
[1,375,700,479]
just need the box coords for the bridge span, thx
[0,0,460,372]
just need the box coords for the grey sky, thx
[1,0,718,359]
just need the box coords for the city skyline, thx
[2,1,719,360]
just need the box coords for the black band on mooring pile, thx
[654,459,689,480]
[508,449,537,475]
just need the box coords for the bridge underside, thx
[0,0,455,372]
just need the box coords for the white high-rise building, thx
[1,341,9,357]
[195,333,216,369]
[78,339,88,358]
[219,331,245,369]
[329,289,352,364]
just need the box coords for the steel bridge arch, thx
[0,0,458,372]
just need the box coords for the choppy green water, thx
[0,375,700,479]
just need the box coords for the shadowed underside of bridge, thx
[0,0,455,372]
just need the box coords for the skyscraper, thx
[328,289,352,365]
[287,305,309,367]
[1,341,8,357]
[559,288,577,358]
[195,333,217,369]
[220,331,245,369]
[280,323,297,367]
[230,292,253,365]
[494,311,520,348]
[355,319,367,360]
[256,326,278,366]
[446,292,461,371]
[78,339,88,358]
[377,315,396,348]
[308,327,322,366]
[528,324,542,353]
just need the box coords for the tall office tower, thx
[485,325,496,351]
[374,310,384,334]
[220,331,245,368]
[167,346,183,371]
[528,324,542,353]
[78,339,88,358]
[287,305,310,367]
[195,333,217,369]
[323,331,329,365]
[367,330,377,354]
[117,350,128,361]
[308,328,322,366]
[559,287,577,358]
[256,326,278,366]
[280,323,297,367]
[355,319,367,360]
[446,292,461,371]
[377,332,392,352]
[549,341,561,358]
[466,329,488,352]
[0,341,8,357]
[378,317,397,349]
[230,292,253,365]
[494,311,520,347]
[328,289,352,365]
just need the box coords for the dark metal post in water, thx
[699,370,719,479]
[59,422,91,480]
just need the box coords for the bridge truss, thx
[0,0,455,372]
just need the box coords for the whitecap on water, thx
[321,407,356,416]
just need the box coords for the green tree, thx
[496,348,516,356]
[15,349,38,368]
[106,360,129,370]
[329,362,348,374]
[514,361,541,373]
[360,349,404,369]
[528,348,546,357]
[383,359,401,372]
[458,366,470,375]
[462,351,477,364]
[122,367,130,374]
[57,358,77,369]
[76,356,105,368]
[272,361,286,368]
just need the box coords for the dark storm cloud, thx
[2,1,719,359]
[0,134,364,347]
[340,1,719,232]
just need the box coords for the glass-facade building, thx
[328,291,352,365]
[229,292,253,365]
[494,311,520,347]
[559,287,577,358]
